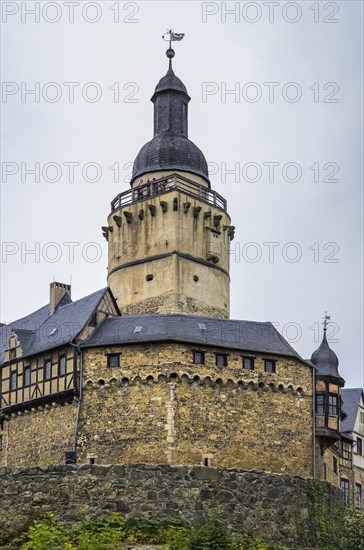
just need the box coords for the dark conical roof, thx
[310,331,344,383]
[153,67,188,95]
[131,66,210,185]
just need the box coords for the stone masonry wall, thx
[0,342,313,475]
[0,464,344,547]
[78,343,313,477]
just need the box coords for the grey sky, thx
[1,1,363,387]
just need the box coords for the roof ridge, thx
[56,287,107,310]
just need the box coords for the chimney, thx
[50,282,71,313]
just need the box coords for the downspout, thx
[312,365,316,478]
[70,343,83,455]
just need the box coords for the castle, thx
[0,38,363,510]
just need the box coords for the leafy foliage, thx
[2,502,362,549]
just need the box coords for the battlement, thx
[110,173,227,213]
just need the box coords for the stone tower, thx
[105,52,233,318]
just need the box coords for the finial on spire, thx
[322,311,331,331]
[162,29,185,69]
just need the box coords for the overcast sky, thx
[1,1,363,387]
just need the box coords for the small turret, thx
[312,313,345,452]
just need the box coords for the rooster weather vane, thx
[162,29,185,69]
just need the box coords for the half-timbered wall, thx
[0,346,76,412]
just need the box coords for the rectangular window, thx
[341,478,350,506]
[193,351,205,365]
[23,366,31,387]
[107,354,120,368]
[44,360,52,381]
[215,353,227,367]
[356,437,363,456]
[242,356,254,370]
[355,483,362,510]
[329,394,338,416]
[10,371,17,391]
[264,359,276,373]
[58,356,66,377]
[333,456,338,474]
[316,394,325,415]
[360,411,364,424]
[323,463,327,481]
[340,442,352,467]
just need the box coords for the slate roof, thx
[342,388,363,433]
[310,331,344,383]
[153,67,188,96]
[132,67,210,185]
[81,314,308,362]
[0,288,108,362]
[132,133,209,185]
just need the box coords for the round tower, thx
[106,49,233,318]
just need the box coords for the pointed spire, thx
[310,313,344,384]
[130,32,210,186]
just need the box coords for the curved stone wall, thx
[0,465,343,546]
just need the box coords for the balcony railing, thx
[110,173,227,213]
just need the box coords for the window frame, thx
[215,353,228,368]
[341,478,350,506]
[333,456,338,474]
[107,353,120,368]
[23,366,31,387]
[316,393,325,415]
[264,359,276,373]
[44,359,52,381]
[242,356,255,370]
[58,355,66,377]
[356,437,363,456]
[355,483,362,510]
[328,393,338,416]
[193,350,205,365]
[10,371,17,391]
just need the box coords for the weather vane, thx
[162,29,185,69]
[322,311,331,331]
